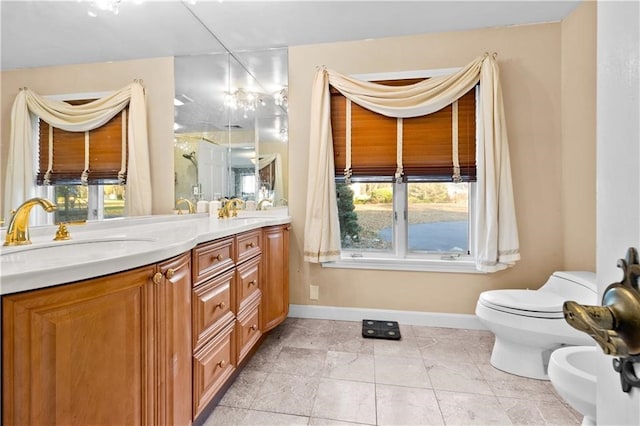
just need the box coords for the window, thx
[34,97,128,224]
[329,72,479,272]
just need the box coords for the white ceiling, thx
[1,0,581,71]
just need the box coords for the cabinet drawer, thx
[192,268,235,350]
[193,237,235,285]
[193,321,236,418]
[236,230,261,264]
[236,255,261,312]
[236,296,261,365]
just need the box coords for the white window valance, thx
[4,81,151,219]
[303,53,520,272]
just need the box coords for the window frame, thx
[323,67,482,273]
[31,91,126,226]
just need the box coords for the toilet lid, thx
[479,290,567,318]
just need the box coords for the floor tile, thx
[498,396,581,425]
[427,359,493,396]
[241,409,310,426]
[202,319,576,426]
[435,390,514,425]
[311,378,377,424]
[373,335,422,359]
[323,350,375,382]
[309,417,374,426]
[374,354,431,388]
[328,321,375,354]
[218,369,268,409]
[418,336,477,365]
[251,372,320,416]
[203,406,250,426]
[375,384,444,425]
[271,346,327,377]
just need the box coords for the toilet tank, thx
[540,271,597,303]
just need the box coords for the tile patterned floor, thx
[204,318,582,426]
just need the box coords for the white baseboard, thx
[288,304,486,330]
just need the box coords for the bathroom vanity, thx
[0,214,290,425]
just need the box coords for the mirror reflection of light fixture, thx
[224,88,265,118]
[279,127,288,142]
[86,0,145,17]
[274,86,288,110]
[87,0,122,17]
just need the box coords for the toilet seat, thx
[478,290,567,319]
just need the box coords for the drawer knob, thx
[165,268,175,279]
[216,301,226,310]
[217,360,226,369]
[152,272,163,284]
[215,254,223,261]
[250,324,258,331]
[249,280,256,287]
[246,242,255,248]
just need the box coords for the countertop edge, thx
[0,215,291,296]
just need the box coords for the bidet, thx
[548,346,598,426]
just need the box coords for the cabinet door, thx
[2,266,156,426]
[156,252,192,426]
[261,225,290,332]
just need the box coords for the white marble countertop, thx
[0,212,291,295]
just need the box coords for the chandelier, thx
[87,0,122,17]
[279,127,288,142]
[274,86,288,110]
[224,88,266,118]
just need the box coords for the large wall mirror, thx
[173,48,288,209]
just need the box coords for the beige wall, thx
[561,1,597,270]
[0,57,176,216]
[288,15,596,314]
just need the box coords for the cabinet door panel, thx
[236,297,261,365]
[157,252,192,426]
[261,225,290,332]
[236,229,261,264]
[193,237,235,285]
[2,266,156,426]
[192,321,235,418]
[236,255,261,312]
[192,268,235,350]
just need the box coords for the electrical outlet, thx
[309,285,319,300]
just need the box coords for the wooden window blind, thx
[36,99,128,185]
[331,79,477,182]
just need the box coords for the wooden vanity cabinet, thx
[191,229,264,420]
[191,236,237,418]
[261,224,290,332]
[2,222,290,425]
[156,253,193,426]
[2,252,192,426]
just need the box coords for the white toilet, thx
[475,271,597,380]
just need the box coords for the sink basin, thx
[548,346,597,425]
[1,238,155,262]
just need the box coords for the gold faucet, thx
[219,198,244,218]
[176,198,195,214]
[4,197,57,246]
[257,198,273,211]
